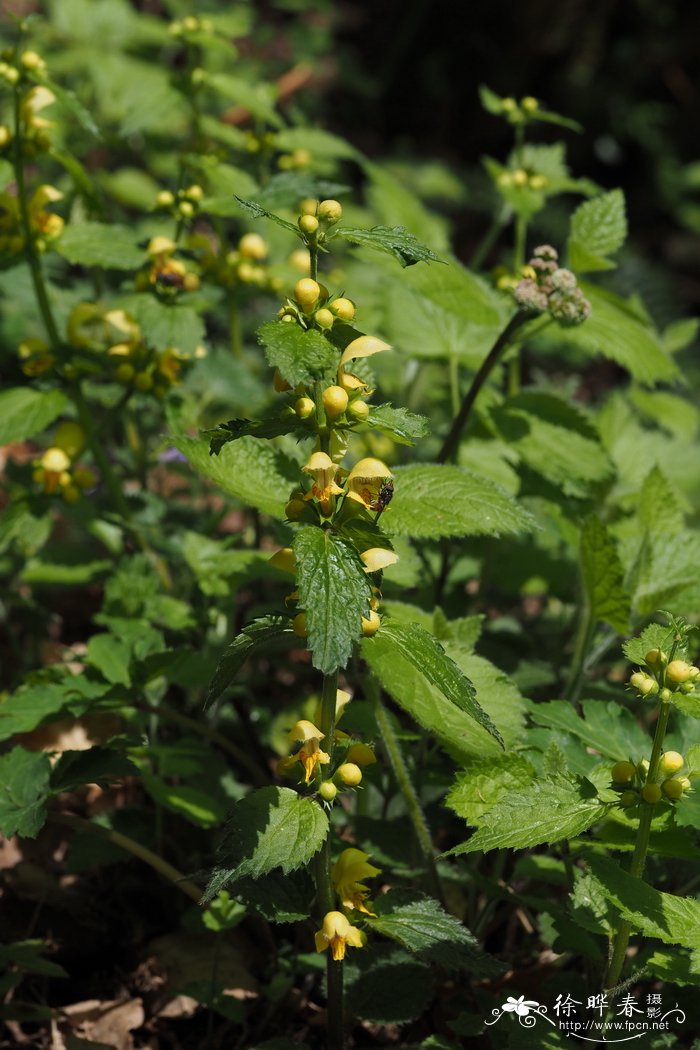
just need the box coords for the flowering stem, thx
[315,669,344,1050]
[437,310,529,464]
[309,244,318,281]
[366,674,444,904]
[604,700,672,990]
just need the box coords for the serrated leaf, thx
[293,526,371,674]
[0,748,51,838]
[205,415,300,455]
[344,945,432,1025]
[257,321,338,387]
[490,392,613,498]
[584,852,700,951]
[206,616,293,709]
[203,787,328,899]
[255,172,350,210]
[0,388,68,446]
[86,633,131,686]
[527,699,649,761]
[30,72,100,138]
[55,222,143,269]
[366,404,429,445]
[234,869,315,923]
[0,683,72,742]
[363,621,504,748]
[336,225,441,267]
[143,775,227,828]
[50,748,140,792]
[446,775,609,855]
[234,196,298,233]
[274,126,361,161]
[558,284,678,386]
[580,515,630,634]
[120,295,205,356]
[337,518,394,556]
[568,190,627,272]
[173,434,298,519]
[446,754,537,825]
[622,622,679,666]
[367,889,502,974]
[385,464,536,539]
[646,950,700,987]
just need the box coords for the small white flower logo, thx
[502,995,540,1017]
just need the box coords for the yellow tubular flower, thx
[313,688,352,728]
[314,911,364,961]
[21,86,56,129]
[268,547,296,575]
[346,458,392,511]
[302,451,343,515]
[332,848,381,915]
[287,720,330,782]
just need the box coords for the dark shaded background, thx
[322,0,700,319]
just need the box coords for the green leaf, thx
[479,84,505,116]
[0,388,68,446]
[527,699,649,762]
[335,225,442,267]
[234,869,315,923]
[233,196,298,233]
[646,950,700,987]
[560,284,678,386]
[120,295,205,356]
[142,775,227,828]
[568,189,627,272]
[206,73,281,127]
[86,633,131,686]
[30,71,100,138]
[293,526,371,675]
[255,172,350,210]
[366,404,429,445]
[446,775,609,855]
[364,162,450,253]
[446,754,537,825]
[344,945,432,1025]
[50,749,140,792]
[489,392,613,498]
[55,222,143,269]
[580,515,630,634]
[173,434,298,519]
[622,622,680,665]
[367,890,502,974]
[0,748,51,838]
[363,621,504,748]
[204,415,301,455]
[203,787,328,898]
[0,940,67,978]
[274,126,361,162]
[0,683,71,742]
[584,852,700,951]
[385,464,537,539]
[206,616,293,709]
[257,321,338,387]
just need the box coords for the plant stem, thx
[564,598,595,707]
[604,700,672,990]
[437,310,528,464]
[12,86,60,348]
[448,353,460,417]
[309,244,318,281]
[315,670,344,1050]
[469,210,507,271]
[49,812,203,903]
[366,675,444,904]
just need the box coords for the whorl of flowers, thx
[513,245,591,326]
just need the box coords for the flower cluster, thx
[628,650,700,703]
[32,422,96,503]
[135,236,200,297]
[611,750,693,808]
[513,245,591,325]
[313,848,381,961]
[0,183,63,259]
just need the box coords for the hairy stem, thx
[437,310,528,464]
[604,701,672,989]
[50,812,203,903]
[564,599,595,708]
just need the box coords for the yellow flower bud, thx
[330,297,355,321]
[298,214,319,236]
[348,400,369,422]
[318,199,342,224]
[641,783,661,804]
[315,308,334,330]
[53,421,86,460]
[318,781,337,802]
[299,198,318,216]
[294,278,321,312]
[645,648,667,667]
[178,200,194,218]
[184,184,204,201]
[289,248,311,273]
[620,790,637,808]
[295,396,315,419]
[667,660,692,684]
[661,778,685,801]
[346,743,377,766]
[0,126,11,148]
[115,363,135,384]
[611,761,636,784]
[512,169,528,187]
[134,371,154,392]
[529,174,548,190]
[521,96,538,112]
[156,190,175,208]
[238,233,267,260]
[41,447,70,474]
[323,385,349,420]
[268,547,296,575]
[337,762,362,787]
[292,612,308,638]
[361,611,381,636]
[658,751,684,776]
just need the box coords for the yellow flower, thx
[268,547,296,575]
[360,548,399,573]
[302,451,343,515]
[314,911,364,961]
[346,458,392,511]
[21,86,56,129]
[30,185,64,240]
[313,688,352,727]
[332,848,381,915]
[288,719,330,782]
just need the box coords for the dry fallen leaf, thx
[58,997,145,1050]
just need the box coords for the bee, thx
[370,479,394,516]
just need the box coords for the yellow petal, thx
[303,450,335,475]
[339,335,391,368]
[346,457,392,483]
[288,719,324,743]
[268,547,296,575]
[147,235,176,257]
[360,548,399,573]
